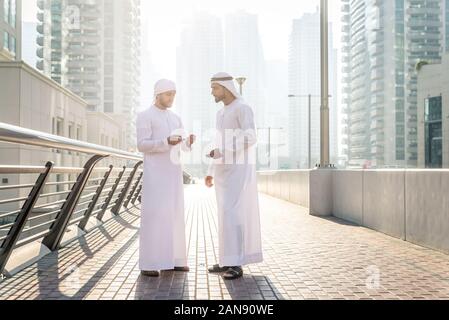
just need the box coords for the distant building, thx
[21,21,37,69]
[0,0,21,61]
[417,54,449,168]
[36,0,141,151]
[341,0,447,168]
[224,11,266,127]
[288,9,338,169]
[176,12,224,177]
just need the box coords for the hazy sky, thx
[22,0,342,79]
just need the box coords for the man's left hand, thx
[189,134,196,146]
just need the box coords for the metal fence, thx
[0,122,144,277]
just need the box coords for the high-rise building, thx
[36,0,104,106]
[36,0,141,151]
[341,0,445,168]
[175,12,224,176]
[176,12,224,177]
[417,53,449,169]
[224,11,266,127]
[264,59,289,169]
[21,21,37,68]
[103,0,141,151]
[446,0,449,52]
[177,12,224,132]
[139,17,159,113]
[0,0,21,61]
[288,9,338,169]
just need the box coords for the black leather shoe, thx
[174,266,190,272]
[222,266,243,280]
[208,264,229,273]
[141,270,160,277]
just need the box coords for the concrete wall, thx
[258,169,449,254]
[332,170,363,225]
[258,170,310,209]
[406,170,449,253]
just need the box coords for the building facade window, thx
[10,0,15,27]
[9,34,15,54]
[3,0,9,23]
[3,31,8,49]
[425,96,443,168]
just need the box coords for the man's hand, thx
[209,148,222,159]
[205,176,214,188]
[167,135,182,146]
[188,134,196,146]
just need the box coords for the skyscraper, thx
[446,0,449,52]
[21,20,37,68]
[176,12,224,176]
[265,59,289,169]
[102,0,141,151]
[341,0,446,168]
[288,9,338,169]
[139,17,159,113]
[0,0,21,61]
[224,11,266,127]
[36,0,141,151]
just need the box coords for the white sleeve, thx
[219,105,257,154]
[207,161,216,177]
[178,116,192,153]
[136,113,170,154]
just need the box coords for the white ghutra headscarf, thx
[210,72,241,99]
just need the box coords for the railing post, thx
[124,171,142,208]
[0,162,54,276]
[97,166,126,221]
[111,161,143,215]
[78,165,114,231]
[131,183,142,205]
[42,155,107,251]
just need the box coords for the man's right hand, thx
[209,148,222,159]
[205,176,214,188]
[167,135,182,146]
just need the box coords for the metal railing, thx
[0,122,144,277]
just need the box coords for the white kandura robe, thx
[207,98,263,267]
[136,105,191,271]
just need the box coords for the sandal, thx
[222,266,243,280]
[208,264,229,273]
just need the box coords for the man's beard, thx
[161,101,173,108]
[215,96,223,103]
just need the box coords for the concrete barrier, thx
[258,170,311,208]
[332,170,363,225]
[257,169,449,254]
[309,169,333,217]
[363,170,406,240]
[406,170,449,253]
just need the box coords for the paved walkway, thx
[1,185,449,300]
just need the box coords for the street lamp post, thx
[235,77,247,95]
[257,127,283,169]
[320,0,330,167]
[289,94,332,169]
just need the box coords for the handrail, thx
[0,122,142,161]
[0,166,141,174]
[0,122,145,277]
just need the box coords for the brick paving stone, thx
[1,185,449,300]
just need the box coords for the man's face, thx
[157,91,176,108]
[211,83,226,103]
